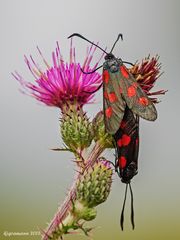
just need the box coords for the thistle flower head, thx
[130,55,166,102]
[13,41,102,109]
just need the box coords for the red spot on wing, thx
[108,92,117,103]
[103,70,110,84]
[119,156,127,169]
[105,107,113,118]
[120,66,129,78]
[104,91,109,99]
[136,138,139,145]
[117,134,131,147]
[127,85,136,97]
[119,87,123,94]
[122,134,131,146]
[139,97,149,106]
[117,139,122,147]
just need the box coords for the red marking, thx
[127,85,136,97]
[119,156,127,169]
[121,134,131,146]
[108,92,117,103]
[119,87,123,94]
[136,138,139,145]
[105,107,113,118]
[120,120,126,128]
[103,70,110,84]
[120,66,129,78]
[104,91,109,99]
[117,139,122,147]
[117,134,131,147]
[139,97,149,106]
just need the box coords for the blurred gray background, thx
[0,0,180,239]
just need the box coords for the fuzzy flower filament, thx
[13,41,102,109]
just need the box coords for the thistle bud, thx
[92,111,114,148]
[76,159,113,208]
[60,105,93,151]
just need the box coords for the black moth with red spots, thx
[114,106,139,184]
[105,103,139,230]
[68,33,157,135]
[102,55,157,135]
[113,106,139,230]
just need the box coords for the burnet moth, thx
[67,33,157,230]
[68,33,157,135]
[114,106,139,230]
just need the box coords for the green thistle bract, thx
[76,159,113,208]
[61,105,93,151]
[92,111,114,148]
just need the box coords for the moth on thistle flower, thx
[68,33,157,135]
[114,106,139,230]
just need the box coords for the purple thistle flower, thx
[13,40,103,108]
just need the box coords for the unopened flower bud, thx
[92,111,114,148]
[61,105,93,151]
[76,159,113,208]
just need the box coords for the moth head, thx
[104,53,115,60]
[104,54,119,73]
[121,162,138,183]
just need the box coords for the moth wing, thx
[119,65,157,121]
[103,70,126,135]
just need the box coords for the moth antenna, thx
[129,183,135,229]
[123,61,135,66]
[68,33,108,54]
[81,64,103,74]
[110,33,123,53]
[120,183,128,230]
